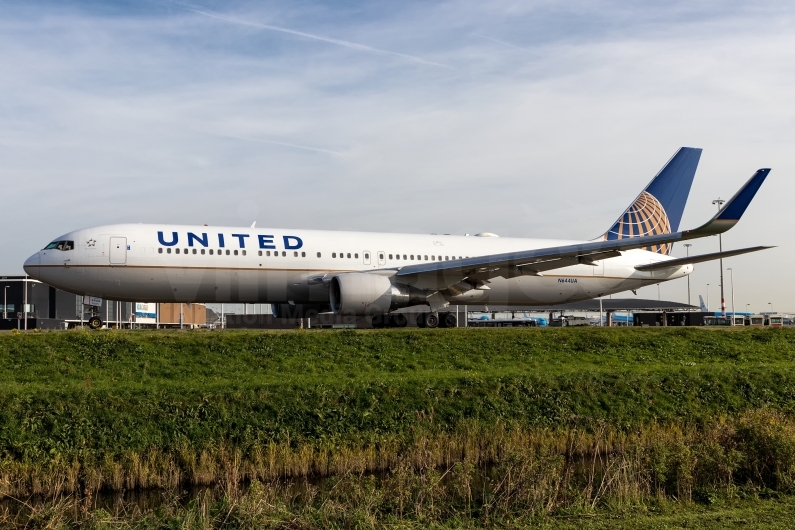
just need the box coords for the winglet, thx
[686,168,770,237]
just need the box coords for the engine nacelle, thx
[271,303,331,319]
[329,273,427,316]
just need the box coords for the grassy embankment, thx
[3,327,795,527]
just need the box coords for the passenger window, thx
[364,253,369,260]
[317,252,321,257]
[201,249,205,255]
[355,253,358,258]
[294,251,298,257]
[332,253,336,258]
[176,248,180,254]
[242,250,246,256]
[379,253,384,260]
[403,254,407,260]
[389,254,393,259]
[410,255,414,260]
[431,256,435,260]
[158,248,163,254]
[424,255,428,260]
[167,248,172,254]
[302,252,306,257]
[192,249,197,254]
[438,256,442,261]
[396,255,400,260]
[234,250,238,256]
[209,249,213,255]
[258,251,262,256]
[445,256,449,260]
[267,251,271,256]
[282,251,286,257]
[347,253,351,258]
[226,250,230,255]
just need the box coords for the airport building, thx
[1,275,209,330]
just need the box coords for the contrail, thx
[189,8,452,69]
[473,33,532,51]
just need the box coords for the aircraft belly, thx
[446,274,639,307]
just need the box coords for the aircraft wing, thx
[395,168,770,289]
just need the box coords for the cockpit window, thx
[44,240,74,251]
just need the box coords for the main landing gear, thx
[371,311,458,329]
[415,312,457,329]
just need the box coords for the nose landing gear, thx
[86,305,103,330]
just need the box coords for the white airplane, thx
[24,147,772,329]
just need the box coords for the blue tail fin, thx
[699,295,708,312]
[602,147,702,254]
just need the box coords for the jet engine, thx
[329,273,427,316]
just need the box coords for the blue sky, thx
[2,0,794,311]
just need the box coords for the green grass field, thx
[3,327,795,528]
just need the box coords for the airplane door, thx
[110,237,127,265]
[377,251,386,266]
[363,251,371,265]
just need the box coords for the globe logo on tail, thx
[604,191,672,254]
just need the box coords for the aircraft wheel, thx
[425,313,439,328]
[390,314,408,328]
[88,316,103,330]
[371,315,386,329]
[442,312,457,328]
[416,313,427,328]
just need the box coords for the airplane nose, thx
[23,252,40,278]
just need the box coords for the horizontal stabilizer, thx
[685,168,770,237]
[634,246,774,271]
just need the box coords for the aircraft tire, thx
[442,312,457,328]
[88,316,103,330]
[390,314,408,328]
[416,313,427,328]
[425,313,439,328]
[371,315,386,329]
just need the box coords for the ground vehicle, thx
[704,316,732,326]
[549,316,590,327]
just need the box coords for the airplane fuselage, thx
[23,224,691,308]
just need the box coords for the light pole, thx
[727,268,735,325]
[684,244,692,306]
[23,276,28,330]
[746,303,750,314]
[768,302,773,314]
[712,198,726,316]
[3,285,8,320]
[706,283,710,312]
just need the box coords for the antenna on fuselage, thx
[250,221,256,228]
